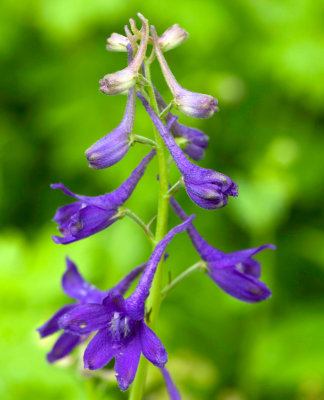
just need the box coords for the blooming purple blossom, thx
[170,197,274,302]
[99,13,149,95]
[151,25,218,119]
[85,46,136,169]
[37,257,145,362]
[160,367,181,400]
[154,88,209,161]
[52,150,155,244]
[60,217,194,391]
[137,92,238,209]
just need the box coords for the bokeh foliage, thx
[1,0,324,399]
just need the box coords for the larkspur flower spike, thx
[60,217,194,391]
[151,25,218,118]
[155,88,209,161]
[170,197,275,302]
[100,13,149,95]
[37,258,146,362]
[52,150,155,244]
[86,45,136,169]
[138,92,238,209]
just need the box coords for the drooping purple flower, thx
[52,150,155,244]
[60,217,194,391]
[86,46,136,169]
[37,257,145,362]
[151,25,218,119]
[170,197,275,302]
[154,88,209,161]
[100,13,149,95]
[137,92,238,209]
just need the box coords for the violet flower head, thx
[86,46,136,169]
[138,92,238,209]
[100,13,148,95]
[60,217,194,391]
[52,150,155,244]
[151,25,218,119]
[170,197,275,302]
[37,257,145,362]
[155,88,209,161]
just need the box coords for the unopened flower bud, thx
[158,24,188,52]
[138,92,238,210]
[100,13,149,96]
[151,25,218,119]
[155,88,209,160]
[106,33,129,52]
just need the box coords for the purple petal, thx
[114,333,142,391]
[109,263,146,297]
[107,150,155,208]
[84,328,116,369]
[59,304,112,335]
[85,78,135,169]
[169,197,216,261]
[215,245,276,267]
[160,367,181,400]
[126,216,195,320]
[62,257,104,303]
[208,267,272,303]
[86,127,131,169]
[47,332,82,363]
[140,322,168,367]
[53,202,82,228]
[37,304,76,338]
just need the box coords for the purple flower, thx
[137,92,238,209]
[155,88,209,161]
[170,197,275,302]
[60,217,194,391]
[100,13,149,95]
[86,46,136,169]
[52,150,155,244]
[37,257,145,362]
[151,25,218,119]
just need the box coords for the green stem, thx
[132,134,157,148]
[129,59,169,400]
[161,261,206,298]
[124,209,155,244]
[159,102,173,120]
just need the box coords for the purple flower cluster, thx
[38,13,275,399]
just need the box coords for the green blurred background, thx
[1,0,324,399]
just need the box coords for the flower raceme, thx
[151,25,218,119]
[37,258,145,362]
[170,197,275,302]
[100,13,149,95]
[137,92,238,209]
[86,45,136,169]
[60,217,194,391]
[52,150,155,244]
[154,88,209,161]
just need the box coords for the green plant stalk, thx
[161,261,206,298]
[129,59,169,400]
